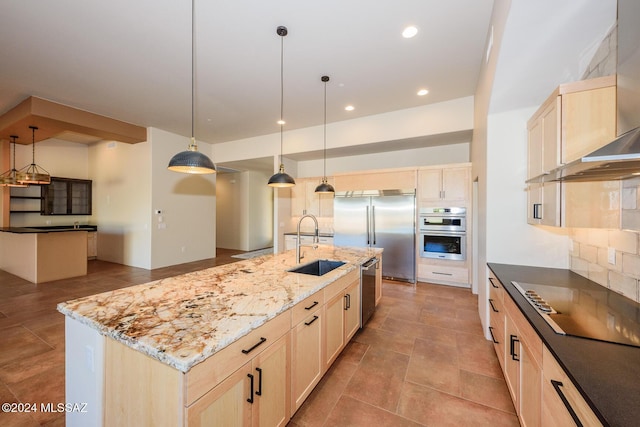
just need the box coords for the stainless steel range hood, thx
[528,0,640,183]
[527,126,640,183]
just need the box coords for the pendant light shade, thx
[167,0,216,175]
[268,26,296,188]
[16,126,50,185]
[0,136,28,187]
[315,75,335,194]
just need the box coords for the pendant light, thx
[167,0,216,174]
[268,26,296,188]
[16,126,50,185]
[0,136,28,187]
[315,76,335,194]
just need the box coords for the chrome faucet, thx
[296,214,319,264]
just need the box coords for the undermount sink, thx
[288,259,346,276]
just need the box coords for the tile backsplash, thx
[570,227,640,303]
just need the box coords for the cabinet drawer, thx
[542,346,603,427]
[185,311,290,406]
[503,294,542,366]
[323,269,359,301]
[418,264,469,283]
[291,290,324,327]
[488,272,503,302]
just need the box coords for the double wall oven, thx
[419,207,466,261]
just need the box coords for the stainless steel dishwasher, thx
[361,257,379,327]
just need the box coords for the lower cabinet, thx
[324,272,361,370]
[489,270,602,427]
[103,267,366,426]
[187,333,290,427]
[541,347,603,427]
[291,300,323,413]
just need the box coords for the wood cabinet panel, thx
[324,291,345,370]
[291,305,323,413]
[542,346,603,427]
[251,334,290,427]
[334,169,416,192]
[418,165,470,204]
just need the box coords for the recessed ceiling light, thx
[402,26,418,38]
[277,119,285,125]
[345,105,355,111]
[417,89,429,96]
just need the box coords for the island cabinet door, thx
[186,363,252,426]
[291,305,323,414]
[344,278,361,342]
[250,333,290,427]
[324,291,346,370]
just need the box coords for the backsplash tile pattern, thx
[570,227,640,303]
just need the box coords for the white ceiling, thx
[0,0,494,145]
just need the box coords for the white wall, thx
[296,142,470,177]
[212,97,474,164]
[89,138,152,268]
[149,128,216,268]
[486,109,570,266]
[216,170,273,251]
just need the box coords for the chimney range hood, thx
[528,0,640,184]
[527,126,640,183]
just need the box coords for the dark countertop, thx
[488,263,640,427]
[0,225,97,234]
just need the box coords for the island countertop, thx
[57,245,381,373]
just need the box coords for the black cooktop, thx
[513,281,640,348]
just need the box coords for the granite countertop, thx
[488,263,640,427]
[0,225,97,233]
[58,245,380,373]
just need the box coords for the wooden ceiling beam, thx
[0,96,147,144]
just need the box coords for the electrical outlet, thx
[608,247,616,265]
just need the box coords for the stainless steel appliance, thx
[512,281,640,348]
[360,257,379,327]
[419,207,466,261]
[334,189,415,283]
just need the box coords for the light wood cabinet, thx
[418,164,470,204]
[541,346,603,427]
[291,177,334,217]
[334,168,416,192]
[374,255,382,306]
[323,271,361,370]
[291,300,323,413]
[526,76,618,228]
[87,231,97,259]
[487,272,505,370]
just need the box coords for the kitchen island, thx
[0,225,95,283]
[58,245,381,427]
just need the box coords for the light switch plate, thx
[608,247,616,265]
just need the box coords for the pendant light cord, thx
[11,136,17,170]
[323,78,327,179]
[191,0,196,145]
[279,32,284,165]
[30,126,37,165]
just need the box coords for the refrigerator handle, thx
[372,205,376,245]
[366,205,370,245]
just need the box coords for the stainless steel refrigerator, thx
[334,190,415,283]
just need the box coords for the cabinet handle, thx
[533,203,542,220]
[304,315,319,326]
[489,299,499,313]
[488,326,499,344]
[241,337,267,354]
[305,301,319,310]
[247,373,254,403]
[255,367,263,396]
[489,277,499,289]
[344,293,351,310]
[433,271,453,276]
[551,380,583,427]
[509,335,520,361]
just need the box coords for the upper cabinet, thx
[290,177,334,217]
[42,177,93,216]
[418,164,471,206]
[526,76,618,228]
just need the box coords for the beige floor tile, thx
[325,395,422,427]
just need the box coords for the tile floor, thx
[0,251,518,426]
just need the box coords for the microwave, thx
[419,207,466,233]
